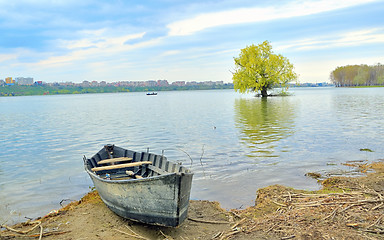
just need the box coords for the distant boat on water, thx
[146,92,157,95]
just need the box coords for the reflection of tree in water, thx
[234,97,295,158]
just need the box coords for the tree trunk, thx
[261,87,268,97]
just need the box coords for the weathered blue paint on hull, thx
[84,145,193,227]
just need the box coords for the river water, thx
[0,88,383,224]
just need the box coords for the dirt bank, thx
[1,161,383,240]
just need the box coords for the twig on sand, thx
[188,217,228,224]
[38,225,43,240]
[287,191,292,202]
[265,223,278,233]
[217,218,246,240]
[230,211,242,219]
[2,231,69,238]
[219,230,240,240]
[362,229,384,234]
[281,235,296,239]
[211,231,223,239]
[371,202,384,211]
[159,230,174,239]
[272,201,287,207]
[366,215,383,229]
[1,220,41,234]
[323,206,340,220]
[114,228,150,240]
[231,218,246,229]
[114,229,140,239]
[125,225,145,238]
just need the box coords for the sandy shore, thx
[1,161,383,240]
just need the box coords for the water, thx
[0,88,383,224]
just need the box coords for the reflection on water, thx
[234,97,295,158]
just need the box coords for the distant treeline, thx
[0,84,234,97]
[330,64,384,87]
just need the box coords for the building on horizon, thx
[172,81,186,86]
[186,81,199,86]
[15,77,34,85]
[81,81,90,87]
[146,80,157,87]
[5,77,15,85]
[157,80,169,86]
[57,82,75,86]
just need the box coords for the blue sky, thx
[0,0,383,83]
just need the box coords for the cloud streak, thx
[60,31,146,50]
[167,0,378,36]
[0,53,18,63]
[276,28,384,51]
[35,31,162,67]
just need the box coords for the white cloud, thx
[275,28,384,51]
[35,31,162,67]
[159,50,181,57]
[334,29,384,47]
[167,0,378,36]
[0,53,18,63]
[60,30,146,50]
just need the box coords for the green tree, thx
[354,65,369,86]
[232,40,297,97]
[330,63,384,87]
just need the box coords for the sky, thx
[0,0,383,83]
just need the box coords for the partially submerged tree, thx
[232,41,297,97]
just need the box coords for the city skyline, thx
[0,76,227,87]
[0,0,383,83]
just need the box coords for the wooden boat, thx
[83,144,193,227]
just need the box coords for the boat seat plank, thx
[97,157,133,165]
[92,161,152,172]
[147,165,169,175]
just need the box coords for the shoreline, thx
[1,161,383,239]
[0,84,234,97]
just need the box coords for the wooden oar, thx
[92,161,152,172]
[97,157,132,165]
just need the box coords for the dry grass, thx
[219,161,384,240]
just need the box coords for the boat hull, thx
[84,145,193,227]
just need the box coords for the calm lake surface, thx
[1,88,383,224]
